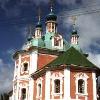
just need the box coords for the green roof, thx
[46,47,97,68]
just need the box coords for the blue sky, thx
[0,0,100,93]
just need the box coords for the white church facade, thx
[12,3,100,100]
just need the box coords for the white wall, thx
[64,68,70,99]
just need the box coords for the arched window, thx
[54,37,61,46]
[78,79,85,94]
[23,63,28,71]
[52,23,55,32]
[47,23,51,32]
[54,79,60,93]
[21,88,26,100]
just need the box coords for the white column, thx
[92,72,97,100]
[29,50,38,74]
[45,71,51,100]
[29,78,34,100]
[14,61,16,78]
[50,23,52,32]
[16,81,19,100]
[64,68,70,99]
[18,54,21,77]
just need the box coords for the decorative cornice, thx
[31,64,99,79]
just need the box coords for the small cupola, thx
[35,10,42,39]
[71,30,79,45]
[70,16,82,53]
[70,16,79,45]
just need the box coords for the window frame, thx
[21,61,29,74]
[54,37,61,46]
[52,35,63,49]
[75,73,89,96]
[36,78,43,99]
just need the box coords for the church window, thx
[78,79,85,94]
[52,23,55,32]
[47,23,51,32]
[37,83,42,98]
[75,73,89,95]
[23,63,28,71]
[54,37,61,46]
[21,88,26,100]
[54,79,60,93]
[38,84,42,96]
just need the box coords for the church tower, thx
[44,0,66,50]
[31,10,45,48]
[70,16,82,52]
[46,0,57,33]
[34,9,42,39]
[71,16,79,45]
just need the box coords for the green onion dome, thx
[46,12,57,21]
[72,30,78,35]
[36,21,42,28]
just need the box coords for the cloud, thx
[0,58,14,93]
[5,6,21,18]
[77,14,100,50]
[57,0,100,6]
[58,0,100,69]
[21,26,29,38]
[20,0,49,6]
[59,2,100,51]
[0,0,21,18]
[88,53,100,67]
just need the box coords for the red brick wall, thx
[38,54,57,69]
[33,75,45,100]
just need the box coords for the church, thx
[12,3,100,100]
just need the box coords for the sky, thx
[0,0,100,93]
